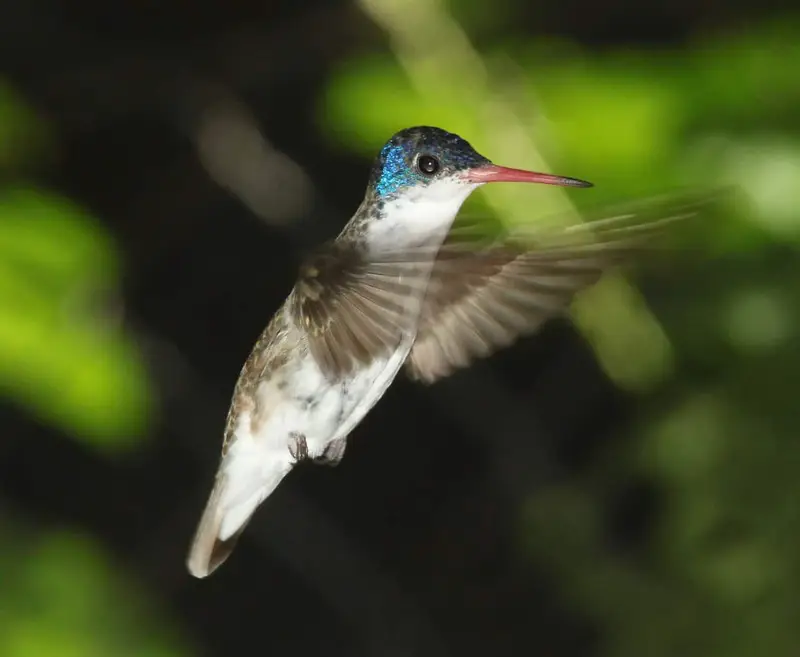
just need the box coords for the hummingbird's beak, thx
[463,164,593,188]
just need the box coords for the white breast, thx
[364,177,478,249]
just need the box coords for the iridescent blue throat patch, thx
[375,144,417,198]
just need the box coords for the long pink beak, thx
[464,164,593,188]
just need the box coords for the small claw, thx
[288,431,309,462]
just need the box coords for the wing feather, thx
[406,191,719,383]
[290,241,433,380]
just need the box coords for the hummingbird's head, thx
[368,126,592,201]
[361,126,592,245]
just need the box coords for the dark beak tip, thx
[543,175,595,189]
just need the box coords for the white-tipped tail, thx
[186,445,293,578]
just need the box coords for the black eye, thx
[417,155,440,176]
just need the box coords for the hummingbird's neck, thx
[341,179,477,252]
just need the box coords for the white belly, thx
[188,341,416,574]
[217,344,411,539]
[330,340,413,443]
[256,342,412,456]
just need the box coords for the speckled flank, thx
[221,305,296,458]
[336,200,379,242]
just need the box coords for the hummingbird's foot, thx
[314,437,347,467]
[288,431,309,463]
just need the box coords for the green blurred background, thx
[1,1,799,656]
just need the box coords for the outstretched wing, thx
[406,192,718,383]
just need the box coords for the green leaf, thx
[0,187,154,451]
[0,516,191,657]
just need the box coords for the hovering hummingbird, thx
[187,125,703,578]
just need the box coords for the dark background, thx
[1,1,799,656]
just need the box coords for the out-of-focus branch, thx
[195,97,314,226]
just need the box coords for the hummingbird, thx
[187,125,702,578]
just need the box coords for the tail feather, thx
[186,450,293,578]
[186,476,239,578]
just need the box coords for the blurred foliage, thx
[319,14,800,245]
[0,513,190,657]
[0,83,154,452]
[0,78,173,657]
[322,6,800,657]
[321,18,800,225]
[522,249,800,657]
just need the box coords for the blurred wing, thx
[290,240,431,381]
[406,192,717,383]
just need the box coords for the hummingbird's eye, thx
[417,155,440,176]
